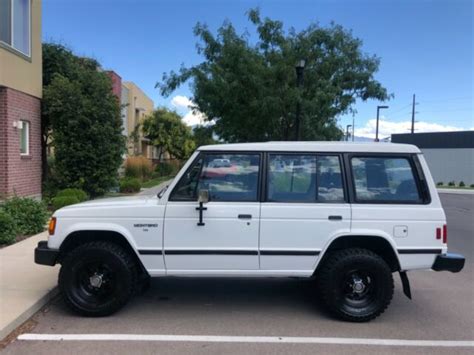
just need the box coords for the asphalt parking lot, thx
[4,193,473,354]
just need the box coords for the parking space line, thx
[17,334,474,347]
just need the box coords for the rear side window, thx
[267,154,344,203]
[351,157,422,203]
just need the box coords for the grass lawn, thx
[141,175,174,189]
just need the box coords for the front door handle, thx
[238,214,252,219]
[328,215,343,221]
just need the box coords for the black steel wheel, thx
[317,248,394,322]
[59,241,137,316]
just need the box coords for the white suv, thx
[35,142,465,322]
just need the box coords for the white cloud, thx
[171,95,194,109]
[354,119,465,139]
[182,110,207,126]
[170,95,210,127]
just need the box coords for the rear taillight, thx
[443,224,447,244]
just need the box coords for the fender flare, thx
[312,231,401,272]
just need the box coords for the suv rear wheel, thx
[59,241,138,316]
[317,248,394,322]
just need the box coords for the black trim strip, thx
[138,249,163,255]
[165,250,258,255]
[398,249,442,254]
[260,250,321,256]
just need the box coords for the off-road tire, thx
[317,248,394,322]
[59,241,138,317]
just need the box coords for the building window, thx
[0,0,31,57]
[20,120,29,155]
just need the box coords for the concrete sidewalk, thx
[437,188,474,195]
[0,232,59,340]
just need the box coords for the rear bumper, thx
[432,253,465,272]
[35,241,59,266]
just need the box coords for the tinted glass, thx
[267,154,344,202]
[351,157,421,202]
[170,153,260,202]
[317,156,345,202]
[198,154,260,201]
[170,156,203,201]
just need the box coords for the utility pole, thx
[352,116,355,141]
[375,105,389,142]
[346,125,352,141]
[411,94,416,134]
[294,60,306,141]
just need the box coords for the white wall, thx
[421,148,474,185]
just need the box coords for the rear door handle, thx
[238,214,252,219]
[328,215,343,221]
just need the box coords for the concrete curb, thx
[0,232,59,340]
[0,287,58,340]
[437,188,474,195]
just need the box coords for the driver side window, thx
[169,157,203,201]
[169,153,261,202]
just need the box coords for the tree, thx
[43,44,125,197]
[158,8,390,142]
[142,108,196,160]
[193,125,216,148]
[41,43,79,181]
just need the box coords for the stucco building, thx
[0,0,42,199]
[392,131,474,185]
[122,81,155,159]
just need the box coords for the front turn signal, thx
[48,217,57,236]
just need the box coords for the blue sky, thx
[42,0,473,138]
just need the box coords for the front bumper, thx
[432,253,465,272]
[35,241,59,266]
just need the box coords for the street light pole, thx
[375,105,389,142]
[346,124,352,141]
[294,60,305,141]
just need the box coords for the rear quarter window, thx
[351,156,422,203]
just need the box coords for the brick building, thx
[0,0,42,199]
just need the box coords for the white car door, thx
[260,153,351,274]
[164,152,262,273]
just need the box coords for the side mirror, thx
[198,189,209,204]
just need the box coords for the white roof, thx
[199,141,420,153]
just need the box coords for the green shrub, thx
[0,210,17,244]
[52,196,80,210]
[119,178,141,193]
[459,181,465,187]
[470,184,474,188]
[125,156,153,180]
[448,181,455,186]
[56,188,88,202]
[3,197,49,235]
[436,182,443,186]
[155,162,178,177]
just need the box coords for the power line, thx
[420,96,472,104]
[387,103,412,116]
[419,108,472,113]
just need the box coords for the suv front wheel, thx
[59,241,138,316]
[317,248,394,322]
